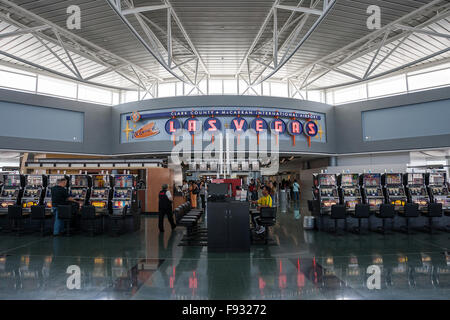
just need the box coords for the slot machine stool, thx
[57,205,75,236]
[396,203,419,234]
[444,210,450,232]
[329,205,347,235]
[350,204,370,234]
[31,205,52,236]
[420,203,442,234]
[8,205,29,236]
[374,204,395,235]
[108,207,127,237]
[81,206,102,236]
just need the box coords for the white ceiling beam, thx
[122,4,169,15]
[236,0,280,76]
[275,4,323,16]
[285,0,448,80]
[164,0,209,75]
[0,25,51,39]
[395,24,450,40]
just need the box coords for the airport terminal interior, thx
[0,0,449,300]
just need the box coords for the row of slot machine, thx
[0,173,137,215]
[313,171,449,214]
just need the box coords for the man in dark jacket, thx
[158,184,176,233]
[51,178,77,236]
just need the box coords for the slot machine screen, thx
[341,174,358,186]
[70,189,85,197]
[91,188,108,198]
[71,175,88,187]
[0,200,15,208]
[390,199,406,206]
[1,188,16,197]
[319,174,336,186]
[114,175,133,188]
[26,176,42,186]
[5,175,21,187]
[408,174,424,185]
[91,201,106,208]
[23,188,38,197]
[322,199,337,207]
[413,198,428,206]
[368,199,383,207]
[113,201,129,209]
[22,201,37,208]
[93,175,109,188]
[363,174,381,187]
[386,173,401,185]
[345,199,360,209]
[45,201,52,208]
[48,175,65,187]
[429,173,445,185]
[114,188,131,199]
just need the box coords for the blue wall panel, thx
[0,101,84,142]
[362,99,450,142]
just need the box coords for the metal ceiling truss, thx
[0,0,161,92]
[287,0,450,91]
[106,0,209,90]
[236,0,336,90]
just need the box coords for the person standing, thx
[270,181,278,207]
[182,180,189,201]
[199,181,206,210]
[51,178,78,236]
[190,182,198,209]
[158,184,176,233]
[249,179,257,201]
[292,179,300,202]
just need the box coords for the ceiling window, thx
[78,84,112,104]
[37,75,77,99]
[368,75,407,98]
[0,69,36,92]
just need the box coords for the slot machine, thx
[426,172,449,212]
[21,175,46,213]
[89,175,112,215]
[0,174,24,215]
[382,173,407,212]
[43,174,69,214]
[312,173,340,215]
[404,173,429,212]
[111,174,137,215]
[338,173,361,213]
[69,175,91,207]
[360,173,384,212]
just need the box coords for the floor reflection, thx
[0,203,448,299]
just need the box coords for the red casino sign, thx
[203,117,222,132]
[165,119,181,134]
[230,117,248,132]
[250,117,268,133]
[184,118,201,135]
[287,120,303,136]
[304,121,318,137]
[270,119,286,134]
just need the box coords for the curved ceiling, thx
[0,0,448,91]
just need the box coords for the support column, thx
[329,156,337,167]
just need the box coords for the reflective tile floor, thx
[0,202,449,300]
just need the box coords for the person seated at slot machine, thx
[251,185,273,235]
[51,178,83,237]
[158,184,176,233]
